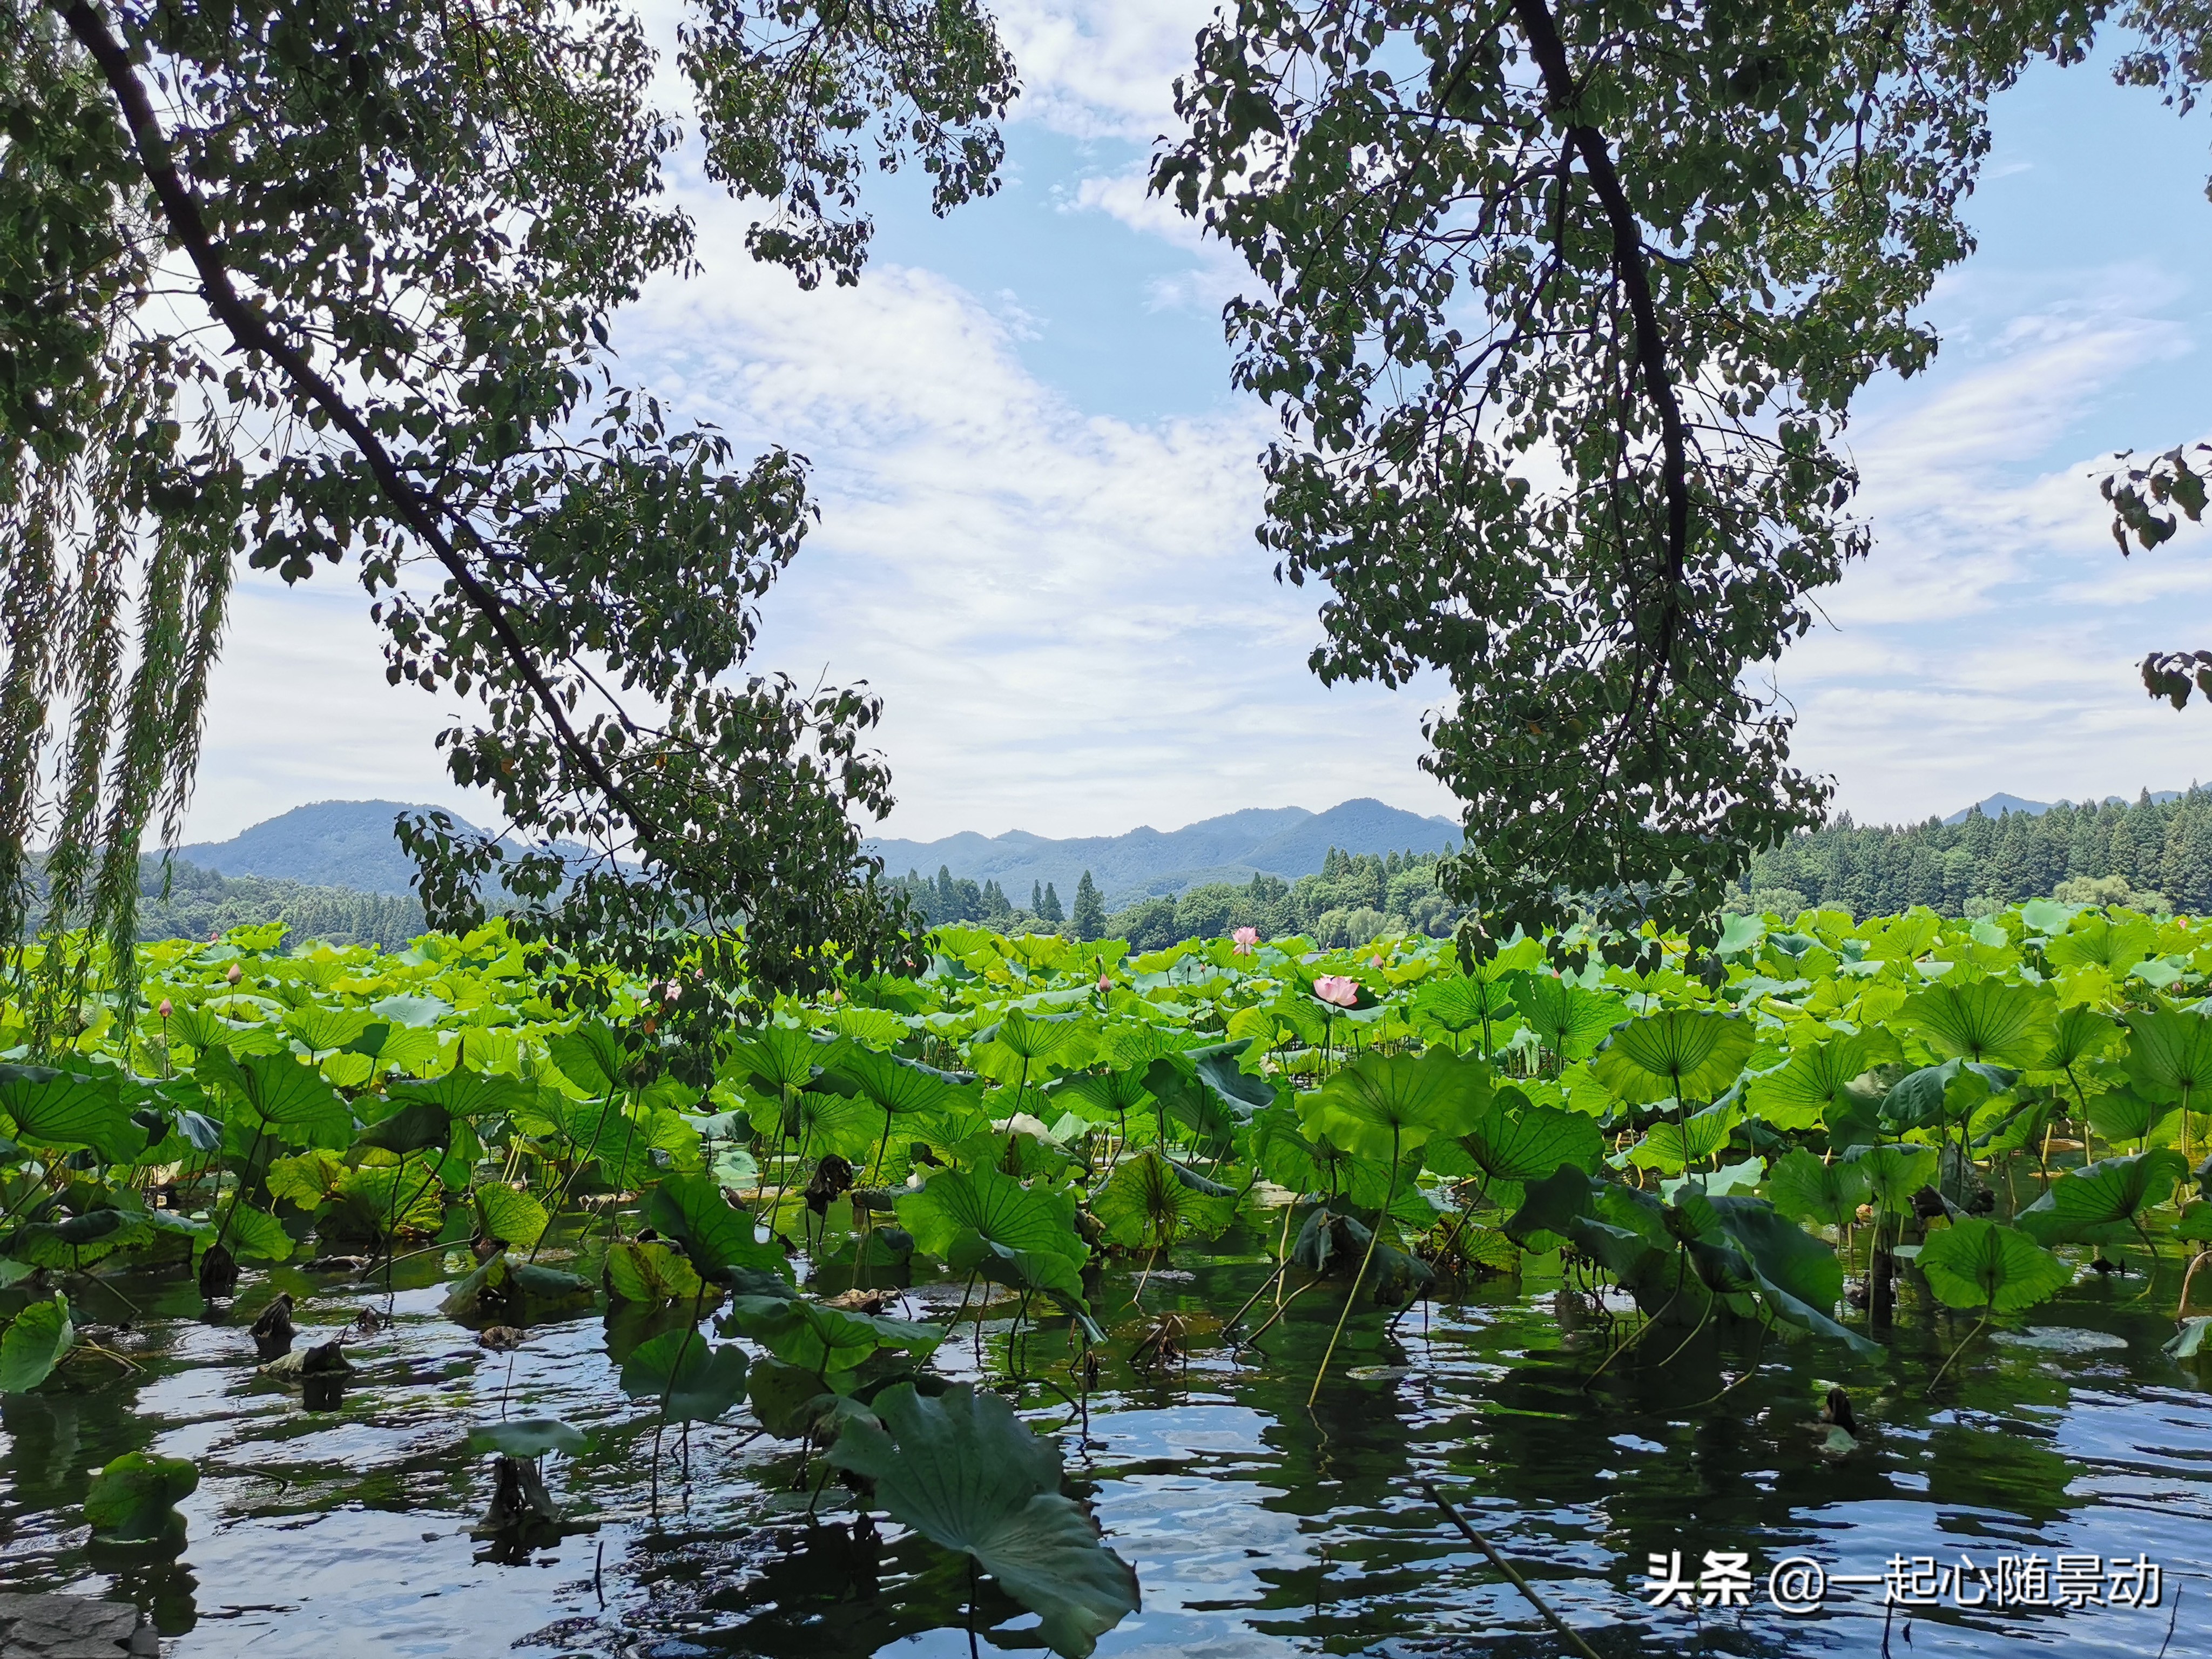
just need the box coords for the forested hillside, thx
[1738,788,2212,917]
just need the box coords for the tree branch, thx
[55,0,661,853]
[1509,0,1690,673]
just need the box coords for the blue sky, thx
[186,5,2212,845]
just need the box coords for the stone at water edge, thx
[0,1593,158,1657]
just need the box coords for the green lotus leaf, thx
[2126,1007,2212,1102]
[4,1207,154,1269]
[388,1068,532,1120]
[1413,972,1517,1038]
[1707,1197,1880,1355]
[354,1099,453,1156]
[1918,1218,2070,1312]
[548,1020,628,1096]
[1842,1143,1937,1215]
[473,1183,550,1250]
[468,1418,589,1458]
[284,1004,371,1055]
[1092,1149,1236,1249]
[2167,1317,2211,1360]
[1456,1090,1603,1183]
[265,1149,347,1208]
[837,1047,957,1117]
[1879,1058,2008,1135]
[606,1239,705,1305]
[0,1293,74,1393]
[1512,975,1624,1063]
[828,1382,1139,1659]
[641,1172,790,1288]
[1898,980,2053,1069]
[727,1295,942,1379]
[1591,1009,1754,1104]
[1299,1047,1490,1159]
[220,1203,298,1263]
[0,1066,143,1163]
[2034,1003,2122,1073]
[2087,1090,2175,1147]
[84,1451,198,1541]
[1627,1100,1739,1175]
[2019,1150,2190,1244]
[1745,1034,1869,1130]
[619,1329,750,1423]
[1765,1148,1871,1231]
[2046,915,2159,973]
[896,1166,1084,1271]
[198,1050,352,1145]
[369,992,451,1027]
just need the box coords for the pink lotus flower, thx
[225,964,242,985]
[1313,974,1359,1008]
[1231,927,1259,955]
[157,999,173,1020]
[662,980,680,1003]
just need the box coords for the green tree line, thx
[22,857,424,952]
[894,848,1463,947]
[1737,790,2212,919]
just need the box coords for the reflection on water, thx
[2,1232,2208,1658]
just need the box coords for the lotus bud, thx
[1097,973,1111,993]
[226,963,242,984]
[157,999,173,1020]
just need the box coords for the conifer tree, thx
[1070,871,1106,941]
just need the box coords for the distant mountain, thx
[1943,789,2186,826]
[171,795,1460,908]
[867,798,1460,908]
[175,800,471,895]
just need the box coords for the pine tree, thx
[1030,880,1043,915]
[1040,881,1064,923]
[1070,871,1106,940]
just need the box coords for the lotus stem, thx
[1309,1131,1397,1407]
[1929,1309,1990,1390]
[1419,1481,1603,1659]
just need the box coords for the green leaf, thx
[828,1382,1140,1658]
[1745,1035,1869,1130]
[468,1418,589,1458]
[84,1451,198,1541]
[354,1098,453,1156]
[2126,1007,2212,1101]
[726,1296,942,1379]
[1455,1088,1603,1182]
[641,1172,790,1287]
[222,1203,297,1263]
[2019,1150,2190,1244]
[0,1293,74,1392]
[1591,1009,1754,1104]
[1844,1143,1938,1216]
[0,1066,142,1163]
[605,1239,705,1305]
[1898,980,2053,1069]
[473,1183,550,1249]
[1512,975,1623,1062]
[619,1330,750,1423]
[284,1004,371,1055]
[1299,1047,1489,1159]
[1765,1149,1870,1231]
[1707,1198,1880,1356]
[199,1050,352,1144]
[2167,1317,2211,1360]
[1092,1150,1236,1249]
[896,1167,1085,1272]
[837,1047,956,1116]
[1918,1218,2070,1312]
[4,1206,153,1269]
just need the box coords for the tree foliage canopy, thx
[2,0,1015,1036]
[1156,0,2212,952]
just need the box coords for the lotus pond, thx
[3,908,2212,1657]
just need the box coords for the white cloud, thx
[994,0,1213,141]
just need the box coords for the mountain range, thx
[172,797,1463,906]
[172,788,2198,906]
[866,798,1462,908]
[1941,789,2188,826]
